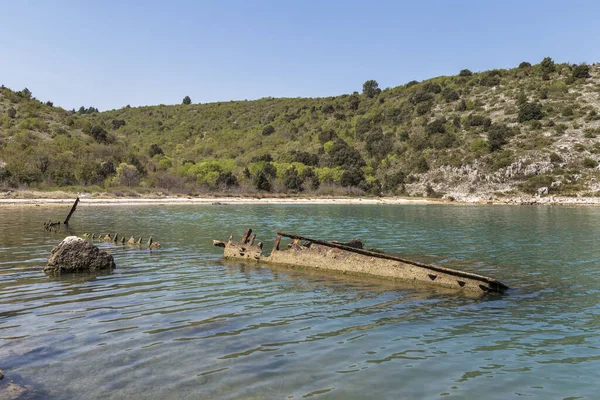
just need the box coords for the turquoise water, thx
[1,204,599,399]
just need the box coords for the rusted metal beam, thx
[276,231,508,292]
[241,228,252,244]
[273,235,281,251]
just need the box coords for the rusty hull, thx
[213,229,509,295]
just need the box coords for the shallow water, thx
[1,204,599,399]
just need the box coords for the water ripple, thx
[1,205,599,399]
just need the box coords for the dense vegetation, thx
[2,57,600,198]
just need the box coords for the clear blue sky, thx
[1,0,599,111]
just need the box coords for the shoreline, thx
[1,191,600,206]
[0,195,440,207]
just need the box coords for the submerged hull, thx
[213,229,509,295]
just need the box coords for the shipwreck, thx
[213,229,509,295]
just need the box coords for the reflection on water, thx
[1,204,599,399]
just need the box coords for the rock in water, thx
[45,236,116,274]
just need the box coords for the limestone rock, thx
[45,236,116,274]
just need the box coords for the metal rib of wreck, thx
[213,229,509,295]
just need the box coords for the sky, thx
[1,0,599,111]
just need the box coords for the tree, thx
[340,167,365,187]
[253,170,271,192]
[115,163,141,186]
[301,168,320,190]
[487,124,511,152]
[362,80,381,98]
[283,166,303,192]
[20,88,32,99]
[519,62,532,69]
[182,96,192,105]
[459,69,473,77]
[540,57,555,75]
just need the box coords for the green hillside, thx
[2,57,600,199]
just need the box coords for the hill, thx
[2,57,600,200]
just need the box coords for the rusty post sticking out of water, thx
[241,228,252,244]
[63,197,80,225]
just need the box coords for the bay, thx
[1,204,599,399]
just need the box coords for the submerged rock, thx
[45,236,116,274]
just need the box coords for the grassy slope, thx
[1,60,600,198]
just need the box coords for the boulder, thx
[45,236,116,274]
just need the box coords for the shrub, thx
[467,114,491,127]
[470,138,490,155]
[382,171,406,194]
[348,94,360,110]
[216,171,239,187]
[422,82,441,94]
[583,158,598,168]
[321,104,335,114]
[355,118,371,138]
[7,107,16,118]
[549,152,562,163]
[327,139,365,169]
[262,124,275,136]
[182,96,192,105]
[413,156,429,173]
[518,174,554,194]
[112,119,126,130]
[459,69,473,77]
[149,144,164,158]
[415,101,433,115]
[362,80,381,98]
[480,72,501,87]
[250,153,273,163]
[318,129,337,144]
[288,150,319,166]
[441,87,459,102]
[518,102,543,123]
[519,62,532,68]
[89,125,108,143]
[572,64,591,79]
[408,89,434,105]
[365,128,393,160]
[426,118,447,134]
[530,120,542,130]
[114,163,141,187]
